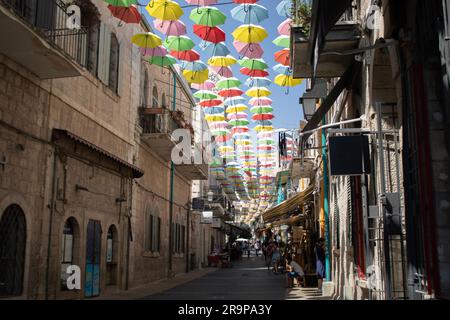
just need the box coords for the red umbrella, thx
[257,145,275,151]
[193,25,226,43]
[108,5,141,24]
[215,135,232,143]
[212,66,233,77]
[252,113,274,121]
[170,49,200,62]
[199,99,223,107]
[240,68,269,77]
[232,127,250,134]
[274,48,291,66]
[218,88,244,98]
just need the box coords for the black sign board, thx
[192,198,205,211]
[328,135,371,176]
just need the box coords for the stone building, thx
[291,0,450,299]
[0,0,209,299]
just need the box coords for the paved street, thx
[143,254,287,300]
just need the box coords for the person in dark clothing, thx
[315,238,326,291]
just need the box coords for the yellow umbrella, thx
[254,125,274,132]
[246,87,272,98]
[226,104,248,113]
[146,0,183,21]
[235,140,252,145]
[183,69,209,84]
[232,24,268,43]
[205,114,225,121]
[274,74,303,87]
[219,146,234,152]
[131,32,162,48]
[208,55,238,67]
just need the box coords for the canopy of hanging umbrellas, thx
[104,0,301,224]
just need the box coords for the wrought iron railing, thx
[139,109,179,135]
[1,0,88,67]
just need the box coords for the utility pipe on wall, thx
[168,69,176,276]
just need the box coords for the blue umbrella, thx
[224,96,247,106]
[255,120,273,126]
[277,0,292,18]
[231,4,269,24]
[273,64,292,75]
[245,77,272,87]
[180,60,208,71]
[202,42,230,56]
[203,106,225,114]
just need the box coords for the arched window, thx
[0,204,26,297]
[60,218,78,290]
[152,86,158,108]
[106,225,118,286]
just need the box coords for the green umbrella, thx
[163,35,195,51]
[216,77,242,89]
[229,119,250,126]
[193,90,218,100]
[257,139,275,145]
[190,6,227,27]
[148,55,177,67]
[251,106,274,114]
[238,58,268,70]
[273,35,290,48]
[104,0,136,7]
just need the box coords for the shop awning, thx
[262,185,314,223]
[301,61,361,142]
[308,0,354,78]
[270,215,305,227]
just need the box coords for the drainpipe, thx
[45,147,58,300]
[168,69,176,277]
[322,117,331,282]
[186,204,190,273]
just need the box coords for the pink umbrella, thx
[191,80,215,90]
[153,19,186,36]
[209,121,229,129]
[139,46,167,57]
[211,66,233,77]
[227,112,248,120]
[277,18,292,36]
[233,40,264,59]
[185,0,218,5]
[249,97,273,106]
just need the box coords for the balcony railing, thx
[139,108,180,135]
[1,0,88,67]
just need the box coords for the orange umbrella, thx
[274,48,290,66]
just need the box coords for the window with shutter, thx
[109,33,120,93]
[97,23,111,85]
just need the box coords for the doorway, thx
[85,219,101,298]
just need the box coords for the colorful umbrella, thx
[183,69,209,83]
[203,107,225,114]
[198,99,223,107]
[232,24,268,43]
[193,25,226,43]
[227,112,248,120]
[254,125,274,132]
[218,88,244,98]
[240,68,269,77]
[216,77,242,89]
[239,58,268,70]
[153,19,186,36]
[193,90,217,100]
[252,113,274,121]
[277,18,292,36]
[108,5,141,24]
[274,74,303,87]
[227,104,248,113]
[229,119,250,126]
[276,0,292,18]
[146,0,183,21]
[180,60,208,71]
[251,105,273,114]
[190,7,227,27]
[191,80,215,90]
[205,114,226,122]
[131,32,162,48]
[249,97,272,106]
[273,35,291,48]
[164,35,195,51]
[245,77,272,87]
[211,66,233,78]
[232,126,250,134]
[203,42,230,56]
[273,64,292,75]
[170,49,200,61]
[274,48,291,66]
[185,0,218,5]
[139,46,167,57]
[104,0,136,6]
[148,55,177,67]
[208,56,238,67]
[231,4,269,24]
[246,87,272,97]
[224,96,247,105]
[233,40,264,58]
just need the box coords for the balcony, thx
[0,0,87,79]
[291,0,361,79]
[175,142,209,180]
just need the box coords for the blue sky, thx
[139,0,306,131]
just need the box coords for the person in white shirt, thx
[286,256,305,288]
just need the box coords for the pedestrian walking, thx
[265,241,275,270]
[254,240,261,257]
[315,238,326,291]
[271,242,281,274]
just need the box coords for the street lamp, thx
[300,79,328,121]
